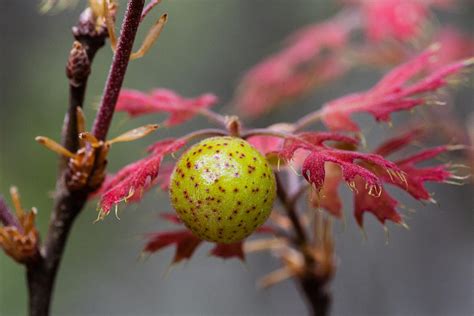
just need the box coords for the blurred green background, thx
[1,0,473,315]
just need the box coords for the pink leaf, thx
[302,151,392,193]
[361,0,429,42]
[160,213,182,224]
[374,128,425,157]
[390,146,452,200]
[434,27,474,68]
[144,215,275,263]
[320,47,473,131]
[279,132,359,161]
[147,138,187,154]
[116,88,218,126]
[208,225,274,261]
[247,135,283,155]
[277,132,393,194]
[233,21,349,117]
[353,144,455,225]
[312,163,343,218]
[359,0,452,42]
[97,139,186,218]
[353,180,402,227]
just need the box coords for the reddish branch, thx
[25,1,146,315]
[92,0,145,141]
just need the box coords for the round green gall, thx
[169,136,276,243]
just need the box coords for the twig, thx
[181,128,228,143]
[241,128,293,139]
[197,108,228,127]
[141,0,161,22]
[92,0,146,141]
[275,174,307,246]
[0,195,21,230]
[62,8,108,155]
[25,1,146,315]
[294,110,324,131]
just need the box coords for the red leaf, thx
[302,151,392,192]
[353,144,455,225]
[279,132,359,161]
[115,89,150,115]
[97,139,186,218]
[233,21,349,117]
[391,146,452,200]
[116,88,218,126]
[155,162,175,191]
[353,180,402,227]
[247,135,283,155]
[277,132,397,196]
[160,213,182,224]
[144,230,203,264]
[374,128,425,157]
[144,215,276,263]
[209,242,245,261]
[312,163,343,218]
[278,132,413,225]
[320,47,473,131]
[285,129,458,226]
[147,138,187,154]
[208,225,274,261]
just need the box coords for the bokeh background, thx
[1,0,473,315]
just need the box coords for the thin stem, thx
[0,195,21,230]
[241,128,292,139]
[63,44,101,154]
[275,173,307,245]
[197,108,228,127]
[62,9,108,156]
[93,0,146,141]
[141,0,161,22]
[275,173,331,316]
[294,110,323,131]
[288,183,310,206]
[181,128,228,143]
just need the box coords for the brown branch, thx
[62,8,108,155]
[299,274,332,316]
[275,173,307,245]
[26,188,89,316]
[275,173,331,316]
[25,1,146,315]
